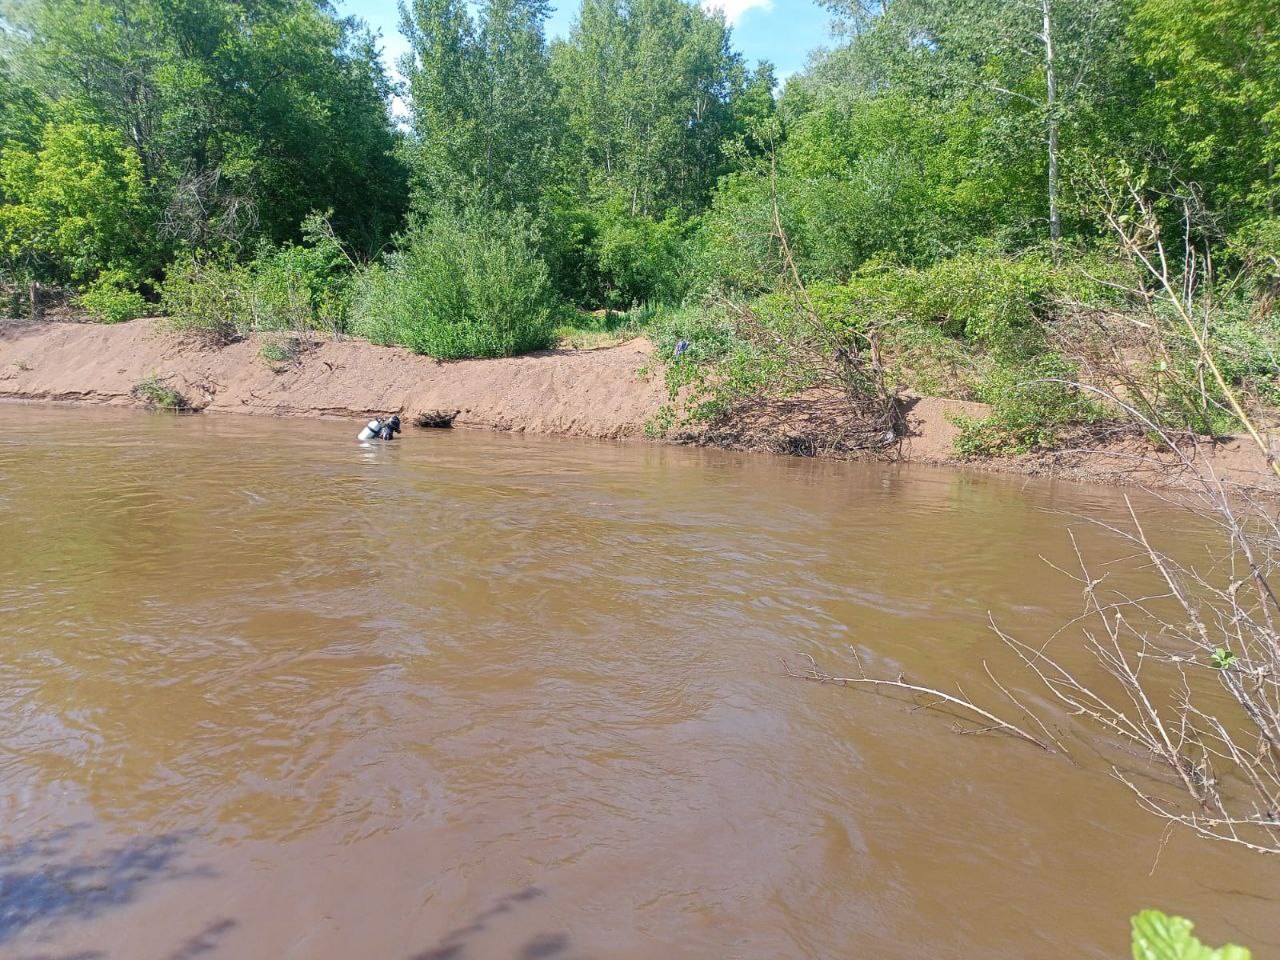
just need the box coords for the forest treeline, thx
[1,0,1277,452]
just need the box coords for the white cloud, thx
[701,0,773,27]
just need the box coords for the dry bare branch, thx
[781,651,1053,751]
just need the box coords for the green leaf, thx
[1210,648,1238,669]
[1132,910,1251,960]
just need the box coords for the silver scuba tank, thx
[358,419,381,440]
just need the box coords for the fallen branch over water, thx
[781,651,1053,751]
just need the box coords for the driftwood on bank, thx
[414,409,459,428]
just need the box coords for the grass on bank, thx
[131,374,189,410]
[258,335,311,370]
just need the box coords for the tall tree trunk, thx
[28,281,41,322]
[1042,0,1061,250]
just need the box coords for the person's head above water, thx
[378,415,401,440]
[358,414,402,441]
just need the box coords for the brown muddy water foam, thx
[1,405,1277,959]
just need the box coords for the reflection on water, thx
[0,405,1277,959]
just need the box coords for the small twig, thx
[983,659,1072,757]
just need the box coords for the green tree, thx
[0,119,148,285]
[1,0,405,263]
[399,0,558,211]
[550,0,745,217]
[1130,0,1279,222]
[812,0,1128,247]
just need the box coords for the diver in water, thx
[358,414,401,441]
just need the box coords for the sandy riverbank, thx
[2,318,1273,491]
[0,318,666,439]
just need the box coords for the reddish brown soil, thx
[2,318,1275,492]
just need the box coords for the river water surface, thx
[1,405,1277,959]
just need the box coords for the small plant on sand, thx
[259,336,307,370]
[131,375,189,410]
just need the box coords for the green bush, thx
[870,252,1058,359]
[592,199,687,308]
[160,212,354,342]
[1109,294,1280,440]
[350,203,558,359]
[953,354,1105,457]
[539,189,603,305]
[159,256,246,344]
[1203,298,1280,408]
[645,302,769,427]
[647,302,745,363]
[76,270,147,324]
[244,213,353,334]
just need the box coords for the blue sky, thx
[338,0,835,85]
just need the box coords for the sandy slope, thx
[0,318,667,439]
[2,318,1275,491]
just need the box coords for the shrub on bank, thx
[159,212,353,342]
[952,354,1105,457]
[245,213,353,335]
[349,203,558,359]
[75,270,148,324]
[643,249,1137,450]
[158,257,246,344]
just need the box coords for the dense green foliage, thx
[0,0,405,297]
[160,212,353,341]
[350,202,558,358]
[2,0,1276,433]
[0,119,147,285]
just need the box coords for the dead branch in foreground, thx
[993,182,1280,854]
[781,651,1053,751]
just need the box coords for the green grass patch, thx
[131,375,189,411]
[259,335,308,370]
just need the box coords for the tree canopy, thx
[0,0,1275,372]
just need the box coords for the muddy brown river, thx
[1,405,1277,959]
